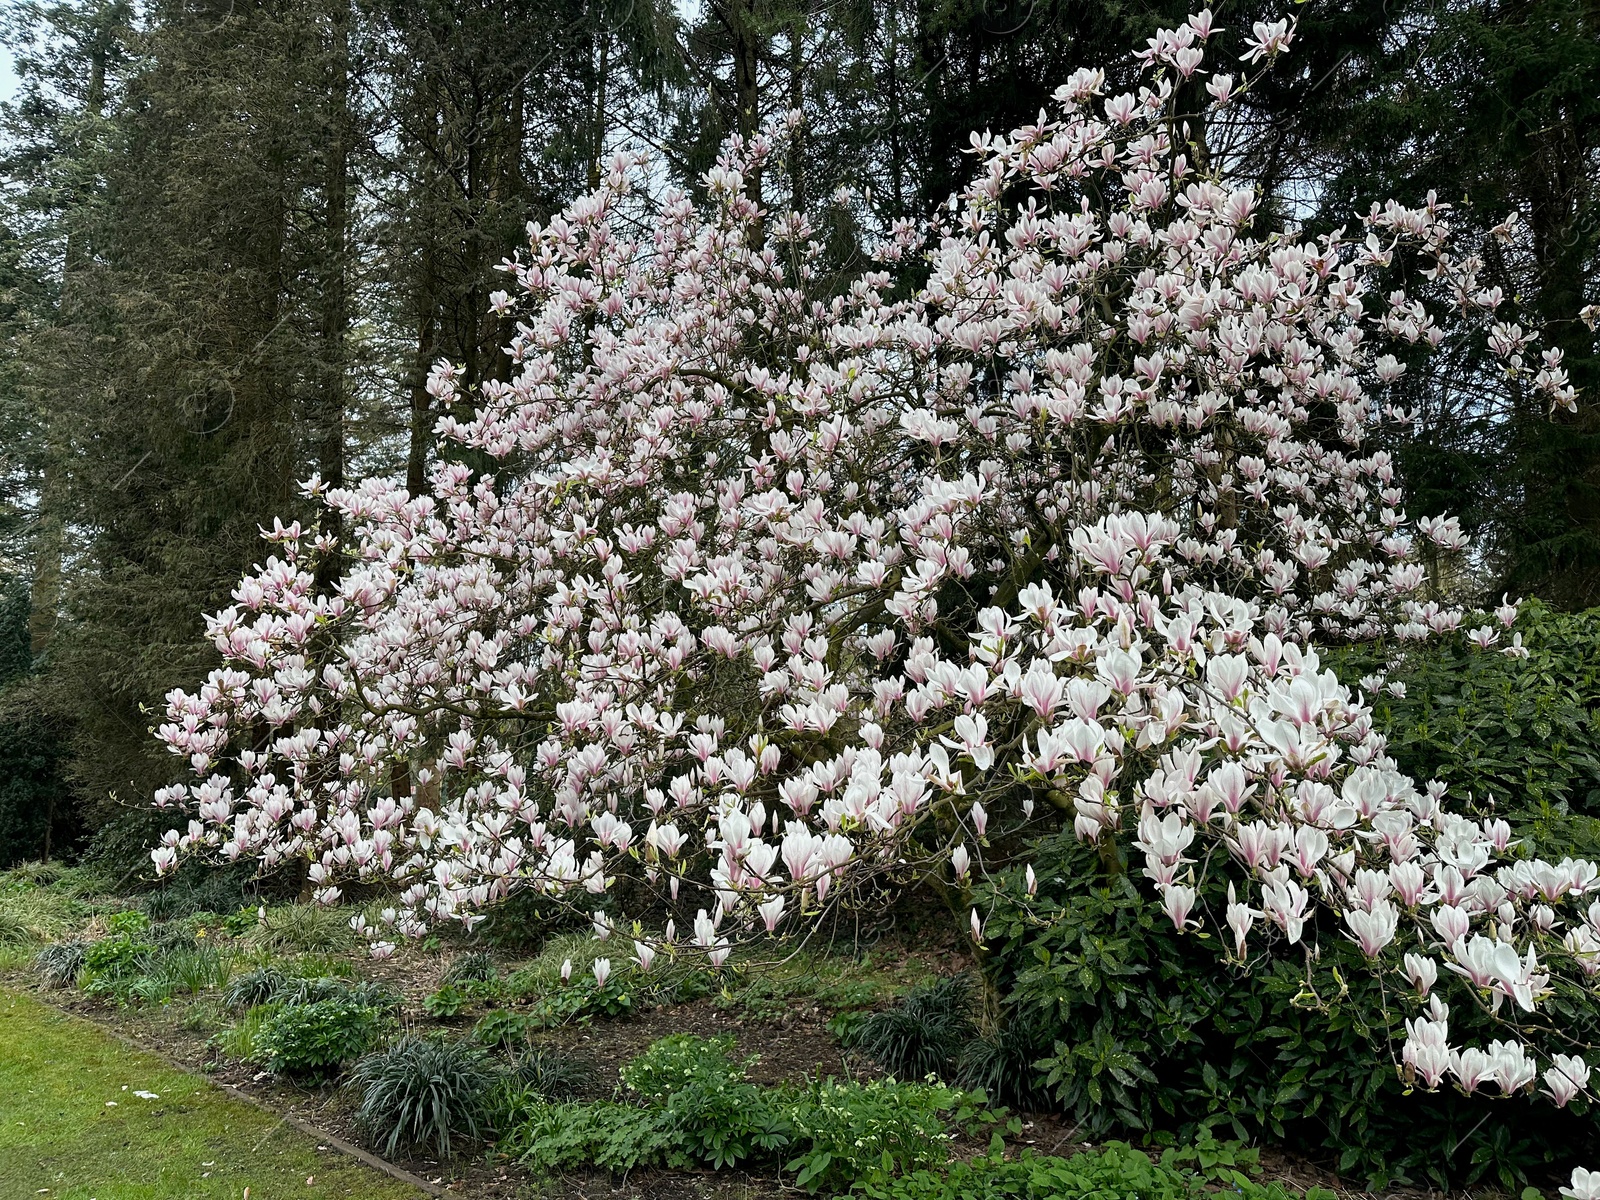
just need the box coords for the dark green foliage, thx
[852,1140,1330,1200]
[271,975,399,1011]
[506,1033,988,1189]
[351,1035,501,1159]
[618,1034,791,1169]
[1329,604,1600,845]
[980,831,1600,1189]
[439,950,497,987]
[225,966,287,1010]
[253,997,386,1076]
[422,983,469,1018]
[953,1023,1050,1110]
[79,932,157,996]
[508,1047,593,1100]
[34,938,87,987]
[845,976,974,1081]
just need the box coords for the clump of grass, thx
[215,1002,279,1060]
[352,1035,502,1158]
[253,904,356,955]
[0,889,80,947]
[441,950,498,987]
[846,975,975,1080]
[226,965,288,1009]
[509,1046,593,1099]
[35,939,90,987]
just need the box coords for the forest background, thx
[0,0,1595,871]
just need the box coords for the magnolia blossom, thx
[149,14,1591,1110]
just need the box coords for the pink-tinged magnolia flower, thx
[560,958,573,983]
[591,958,612,988]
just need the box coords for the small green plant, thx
[423,983,469,1017]
[105,909,151,936]
[509,1047,593,1099]
[351,1035,502,1158]
[80,934,158,998]
[220,906,260,937]
[225,965,288,1008]
[846,976,974,1081]
[783,1078,981,1192]
[253,904,355,955]
[214,1002,279,1061]
[253,997,386,1075]
[440,950,497,986]
[620,1034,788,1169]
[473,1008,537,1049]
[35,940,89,987]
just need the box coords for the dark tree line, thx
[0,0,1594,866]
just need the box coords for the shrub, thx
[847,976,975,1081]
[352,1035,502,1158]
[782,1078,981,1192]
[1329,602,1600,834]
[422,983,469,1018]
[252,997,386,1075]
[104,909,150,936]
[79,933,158,997]
[34,939,88,987]
[980,831,1600,1189]
[620,1034,788,1168]
[506,1032,991,1188]
[253,904,355,955]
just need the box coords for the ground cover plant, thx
[502,1031,1003,1190]
[0,988,422,1199]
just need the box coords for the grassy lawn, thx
[0,990,428,1200]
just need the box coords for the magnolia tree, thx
[152,11,1599,1172]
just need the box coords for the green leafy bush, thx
[852,1140,1330,1200]
[104,909,151,936]
[980,830,1600,1188]
[79,933,158,997]
[352,1035,501,1158]
[506,1033,989,1189]
[620,1034,789,1168]
[252,997,386,1075]
[783,1078,981,1192]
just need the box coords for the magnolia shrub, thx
[152,13,1595,1121]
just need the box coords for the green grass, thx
[0,989,427,1200]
